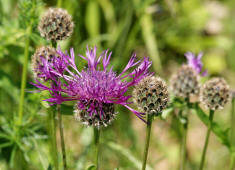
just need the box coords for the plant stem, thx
[142,114,153,170]
[230,153,235,170]
[52,40,57,48]
[199,110,214,170]
[230,98,235,170]
[231,98,235,144]
[49,109,59,170]
[17,25,32,125]
[58,105,67,170]
[94,128,100,170]
[180,119,188,170]
[57,0,62,8]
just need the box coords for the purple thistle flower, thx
[184,52,207,76]
[32,46,152,126]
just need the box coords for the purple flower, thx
[32,46,152,123]
[184,52,207,76]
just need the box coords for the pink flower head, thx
[185,52,207,76]
[32,46,152,122]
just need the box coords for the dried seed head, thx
[38,8,74,41]
[31,46,58,80]
[133,76,168,115]
[200,77,230,110]
[74,103,117,128]
[170,65,200,99]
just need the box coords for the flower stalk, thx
[199,110,214,170]
[179,117,188,170]
[58,105,67,170]
[94,128,100,170]
[230,98,235,170]
[51,41,67,170]
[142,114,153,170]
[48,109,59,170]
[18,25,32,125]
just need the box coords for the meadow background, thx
[0,0,235,169]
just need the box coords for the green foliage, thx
[0,114,46,168]
[107,141,153,170]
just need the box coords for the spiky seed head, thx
[170,65,200,99]
[38,8,74,41]
[200,77,230,110]
[74,103,117,128]
[31,46,58,80]
[133,76,169,115]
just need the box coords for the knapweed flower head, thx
[170,65,200,100]
[31,46,58,80]
[33,46,152,128]
[38,8,74,41]
[200,77,230,110]
[133,76,168,115]
[185,52,207,76]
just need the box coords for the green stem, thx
[230,154,235,170]
[17,25,32,125]
[48,109,59,170]
[52,40,57,48]
[199,110,214,170]
[230,98,235,170]
[142,114,153,170]
[179,120,188,170]
[58,105,67,170]
[94,128,100,170]
[231,98,235,144]
[57,0,62,8]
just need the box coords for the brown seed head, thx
[170,65,200,99]
[74,103,117,128]
[31,46,58,80]
[200,77,230,110]
[38,8,74,41]
[133,76,168,115]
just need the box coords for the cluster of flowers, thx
[32,8,231,130]
[30,7,233,170]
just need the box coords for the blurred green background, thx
[0,0,235,169]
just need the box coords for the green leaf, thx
[195,104,231,149]
[161,108,173,119]
[140,14,162,73]
[107,142,153,170]
[86,164,96,170]
[0,142,13,148]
